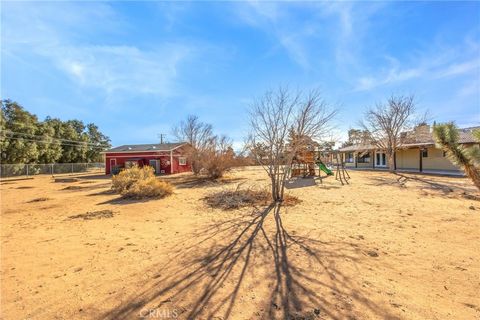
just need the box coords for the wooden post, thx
[372,151,375,169]
[170,150,173,174]
[394,151,397,170]
[354,152,358,168]
[419,148,423,172]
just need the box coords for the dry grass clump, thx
[69,210,114,220]
[111,165,173,199]
[203,186,300,210]
[62,185,83,190]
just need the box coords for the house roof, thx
[103,142,187,153]
[338,126,479,152]
[338,144,376,152]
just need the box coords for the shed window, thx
[179,157,187,166]
[421,149,428,158]
[357,153,370,163]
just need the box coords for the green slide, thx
[316,161,333,175]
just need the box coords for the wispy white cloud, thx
[435,59,480,78]
[234,1,384,73]
[354,44,480,91]
[234,2,315,70]
[355,67,423,91]
[49,44,192,96]
[2,2,194,99]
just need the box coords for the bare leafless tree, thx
[173,115,214,174]
[202,135,236,179]
[360,95,421,172]
[248,87,336,202]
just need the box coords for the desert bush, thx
[202,135,236,179]
[203,187,300,210]
[112,165,173,199]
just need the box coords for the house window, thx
[179,157,187,166]
[345,152,354,163]
[421,149,428,158]
[357,153,370,163]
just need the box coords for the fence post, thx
[26,164,29,177]
[72,163,74,174]
[51,164,54,175]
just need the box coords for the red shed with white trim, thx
[102,142,191,175]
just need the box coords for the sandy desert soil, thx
[1,167,479,320]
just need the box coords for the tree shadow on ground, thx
[285,177,318,189]
[72,174,110,180]
[285,176,340,190]
[161,174,246,190]
[366,173,477,198]
[100,204,397,320]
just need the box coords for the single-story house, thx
[338,124,479,175]
[102,142,191,175]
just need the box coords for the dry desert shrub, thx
[203,186,300,210]
[69,210,114,220]
[112,165,173,199]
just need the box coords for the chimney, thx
[414,123,431,142]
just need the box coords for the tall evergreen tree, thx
[86,123,111,162]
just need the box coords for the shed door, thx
[149,160,160,174]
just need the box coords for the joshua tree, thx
[433,123,480,190]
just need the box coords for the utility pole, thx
[157,133,167,144]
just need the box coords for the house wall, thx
[396,148,420,170]
[340,145,469,173]
[105,151,191,174]
[423,147,458,171]
[341,152,374,168]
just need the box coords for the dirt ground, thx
[1,167,479,320]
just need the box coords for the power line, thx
[2,130,103,147]
[1,136,103,148]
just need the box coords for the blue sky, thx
[2,1,479,149]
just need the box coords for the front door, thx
[375,152,387,167]
[149,160,160,174]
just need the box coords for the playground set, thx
[290,148,350,185]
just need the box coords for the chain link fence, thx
[0,163,104,178]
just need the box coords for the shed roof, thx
[103,142,187,153]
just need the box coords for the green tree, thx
[37,121,62,163]
[1,100,111,164]
[1,100,40,163]
[58,120,89,163]
[433,123,480,190]
[342,129,369,147]
[86,123,111,162]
